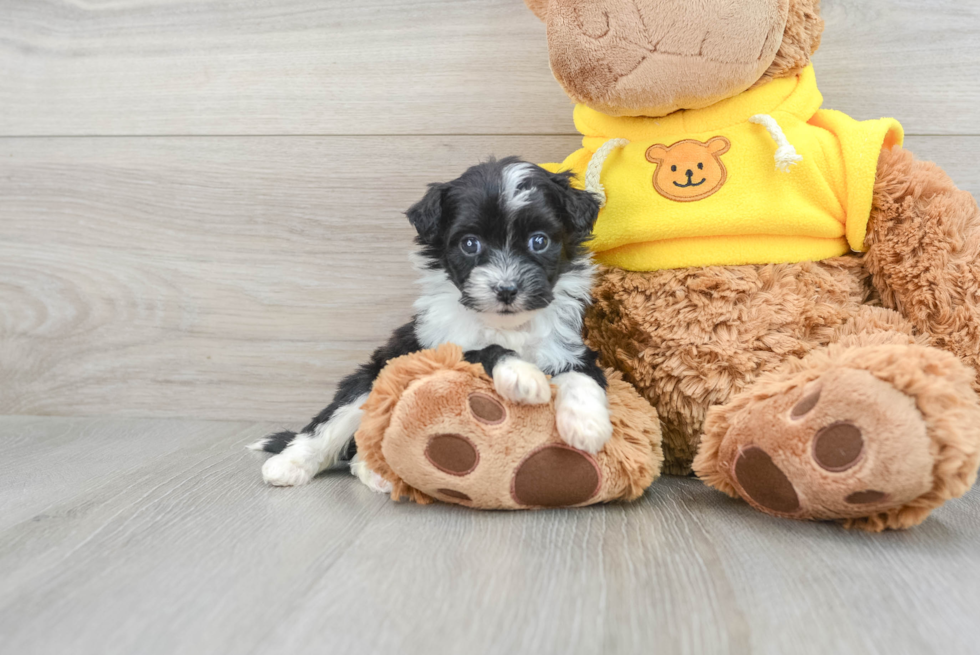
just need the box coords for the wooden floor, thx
[3,1,980,653]
[1,415,978,655]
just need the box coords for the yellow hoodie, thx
[545,66,903,271]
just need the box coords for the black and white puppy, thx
[250,158,612,490]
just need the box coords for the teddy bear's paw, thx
[710,368,935,521]
[492,357,551,405]
[379,371,605,509]
[553,372,613,454]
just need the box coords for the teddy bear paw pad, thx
[732,446,800,514]
[811,422,864,472]
[468,393,506,424]
[717,368,934,521]
[845,490,889,505]
[436,488,473,501]
[425,433,480,476]
[511,444,601,508]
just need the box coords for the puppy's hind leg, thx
[256,321,422,487]
[261,393,370,487]
[257,363,372,488]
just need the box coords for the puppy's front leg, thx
[553,352,612,454]
[552,372,612,454]
[464,345,551,405]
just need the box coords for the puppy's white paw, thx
[350,456,393,494]
[557,403,613,454]
[262,454,316,487]
[554,373,613,454]
[493,357,551,405]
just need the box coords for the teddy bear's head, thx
[525,0,824,117]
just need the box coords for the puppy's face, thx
[407,159,600,322]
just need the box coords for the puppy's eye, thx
[671,165,677,172]
[698,162,704,170]
[460,236,482,256]
[528,233,550,253]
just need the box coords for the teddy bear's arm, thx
[864,146,980,388]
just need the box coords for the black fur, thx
[560,349,607,389]
[260,158,605,460]
[463,344,606,389]
[260,321,421,456]
[463,345,519,377]
[260,431,299,455]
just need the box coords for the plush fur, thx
[584,255,872,474]
[864,146,980,390]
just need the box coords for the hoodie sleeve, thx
[808,109,904,252]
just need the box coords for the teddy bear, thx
[355,0,980,530]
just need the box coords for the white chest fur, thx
[412,261,594,375]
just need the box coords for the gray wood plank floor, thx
[1,416,979,655]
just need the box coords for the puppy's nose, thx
[494,283,519,305]
[685,169,694,178]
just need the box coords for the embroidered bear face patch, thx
[645,137,731,202]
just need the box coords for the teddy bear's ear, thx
[524,0,549,21]
[405,182,448,245]
[645,145,669,164]
[756,0,825,85]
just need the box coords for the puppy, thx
[250,158,613,490]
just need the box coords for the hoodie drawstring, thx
[585,138,630,207]
[750,114,803,172]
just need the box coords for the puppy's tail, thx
[246,431,297,454]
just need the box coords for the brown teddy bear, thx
[356,0,980,530]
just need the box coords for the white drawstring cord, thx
[750,114,802,172]
[585,138,630,207]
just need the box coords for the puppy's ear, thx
[405,182,447,245]
[549,171,601,241]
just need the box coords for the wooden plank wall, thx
[2,0,979,422]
